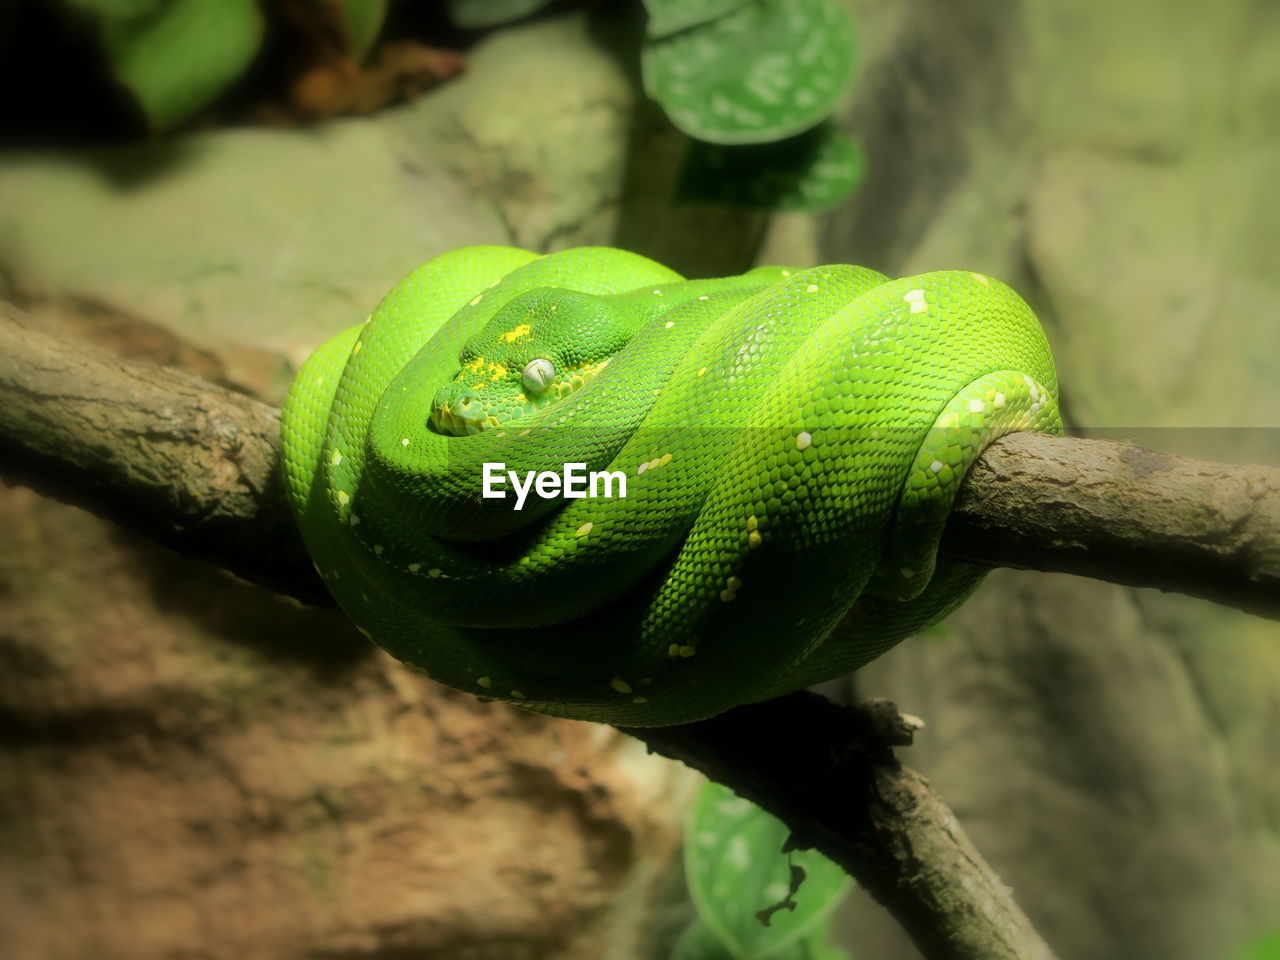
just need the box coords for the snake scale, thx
[282,246,1060,726]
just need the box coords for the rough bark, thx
[0,301,325,605]
[946,433,1280,620]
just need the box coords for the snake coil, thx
[282,246,1060,725]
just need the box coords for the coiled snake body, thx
[282,246,1060,725]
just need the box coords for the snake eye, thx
[521,358,555,394]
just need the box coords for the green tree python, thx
[282,246,1060,726]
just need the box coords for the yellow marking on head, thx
[510,690,526,699]
[610,676,632,694]
[498,323,532,344]
[748,530,762,549]
[477,676,492,689]
[575,522,594,538]
[352,341,362,355]
[632,696,648,704]
[678,645,697,658]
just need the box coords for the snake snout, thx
[452,393,482,419]
[431,386,490,436]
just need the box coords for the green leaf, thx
[678,123,865,212]
[100,0,264,130]
[338,0,387,60]
[1236,930,1280,960]
[801,923,854,960]
[445,0,556,30]
[673,918,853,960]
[642,0,856,145]
[672,919,738,960]
[642,0,750,39]
[685,782,851,960]
[64,0,164,16]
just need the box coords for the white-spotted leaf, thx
[672,918,738,960]
[673,917,854,960]
[643,0,750,39]
[679,123,865,212]
[685,782,851,959]
[642,0,855,144]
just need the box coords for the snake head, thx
[431,287,624,437]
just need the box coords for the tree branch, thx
[947,432,1280,621]
[4,301,1275,618]
[5,300,1279,960]
[622,696,1059,960]
[0,301,326,605]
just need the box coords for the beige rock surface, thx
[816,1,1280,958]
